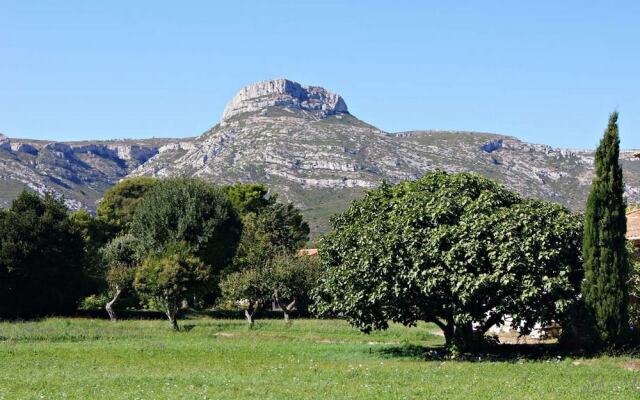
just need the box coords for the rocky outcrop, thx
[0,138,173,211]
[481,139,503,153]
[221,79,348,123]
[0,134,12,151]
[10,142,39,155]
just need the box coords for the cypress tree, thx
[582,111,630,347]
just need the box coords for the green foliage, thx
[69,209,114,293]
[314,172,583,352]
[223,183,275,215]
[232,201,310,271]
[79,293,111,310]
[130,178,242,273]
[97,176,158,232]
[0,191,86,318]
[268,254,323,315]
[134,242,210,330]
[220,254,322,323]
[220,267,270,310]
[102,234,139,291]
[582,112,630,347]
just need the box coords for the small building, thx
[297,248,319,257]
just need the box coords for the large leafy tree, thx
[582,112,630,347]
[0,191,86,318]
[97,176,158,233]
[130,178,242,302]
[313,172,583,352]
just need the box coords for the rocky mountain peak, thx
[220,78,349,123]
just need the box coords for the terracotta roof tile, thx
[298,248,319,257]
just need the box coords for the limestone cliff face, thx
[221,79,348,123]
[0,137,171,210]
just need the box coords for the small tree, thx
[102,234,139,321]
[268,254,322,322]
[219,267,270,326]
[134,242,210,330]
[582,112,630,347]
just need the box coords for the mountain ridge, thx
[1,79,639,235]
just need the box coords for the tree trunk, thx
[105,286,123,322]
[452,322,475,352]
[275,294,297,323]
[166,304,179,331]
[244,309,254,327]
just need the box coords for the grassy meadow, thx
[1,317,640,399]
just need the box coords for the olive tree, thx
[268,254,322,322]
[220,254,322,325]
[313,172,583,352]
[134,242,210,330]
[102,234,139,321]
[219,267,269,326]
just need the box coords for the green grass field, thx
[1,317,639,399]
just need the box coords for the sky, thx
[1,1,639,149]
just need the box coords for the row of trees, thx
[0,178,316,329]
[1,112,636,353]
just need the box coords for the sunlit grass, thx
[1,317,639,399]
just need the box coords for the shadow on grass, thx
[375,342,597,362]
[72,308,294,321]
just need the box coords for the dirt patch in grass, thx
[213,332,236,338]
[621,360,640,371]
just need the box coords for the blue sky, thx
[1,1,639,148]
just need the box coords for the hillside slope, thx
[1,78,639,236]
